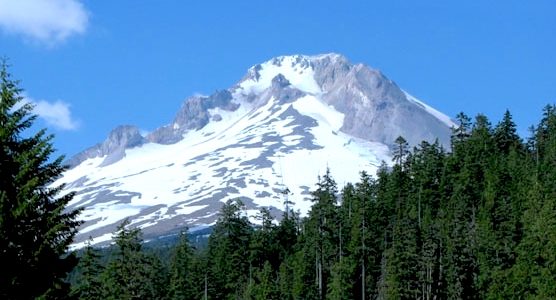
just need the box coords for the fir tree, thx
[309,169,339,300]
[169,231,195,300]
[393,136,410,168]
[206,198,253,299]
[102,219,168,299]
[71,239,105,300]
[0,60,82,299]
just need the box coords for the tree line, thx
[2,61,556,299]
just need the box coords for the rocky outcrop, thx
[315,59,453,147]
[67,125,145,167]
[147,89,239,144]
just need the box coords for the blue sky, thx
[1,0,555,157]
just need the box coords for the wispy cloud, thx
[0,0,89,45]
[22,96,80,130]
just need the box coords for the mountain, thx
[56,53,455,247]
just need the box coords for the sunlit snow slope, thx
[57,54,454,247]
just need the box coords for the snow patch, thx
[292,95,344,131]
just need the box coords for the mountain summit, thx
[58,53,455,247]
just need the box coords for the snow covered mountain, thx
[57,53,455,247]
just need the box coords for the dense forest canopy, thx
[70,106,556,299]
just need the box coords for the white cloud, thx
[21,96,80,130]
[0,0,89,44]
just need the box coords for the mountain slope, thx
[57,53,455,247]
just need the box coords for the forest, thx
[69,107,556,299]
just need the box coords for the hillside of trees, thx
[69,107,556,299]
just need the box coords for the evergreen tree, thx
[509,181,556,299]
[493,110,521,154]
[476,111,525,297]
[291,236,319,300]
[102,219,168,299]
[169,231,195,300]
[346,172,380,299]
[250,207,278,270]
[245,260,278,300]
[442,114,493,299]
[381,147,420,299]
[327,259,354,300]
[393,136,410,168]
[310,169,340,300]
[206,198,253,299]
[504,105,556,298]
[274,209,299,300]
[71,239,105,300]
[0,61,82,299]
[409,141,446,300]
[277,256,295,300]
[275,208,299,263]
[452,112,472,146]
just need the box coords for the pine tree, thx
[452,112,472,146]
[504,105,556,298]
[381,149,420,299]
[206,198,253,299]
[0,60,82,299]
[102,219,168,299]
[274,209,298,300]
[291,237,319,300]
[493,110,521,154]
[245,261,278,300]
[71,239,105,299]
[409,141,446,300]
[443,114,493,299]
[393,136,409,168]
[169,231,195,300]
[475,111,526,297]
[327,259,354,300]
[310,169,339,300]
[250,207,277,270]
[275,209,298,263]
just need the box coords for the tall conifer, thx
[0,61,81,299]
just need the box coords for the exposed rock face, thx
[271,73,291,89]
[61,53,455,247]
[317,62,452,147]
[147,90,239,144]
[67,125,145,167]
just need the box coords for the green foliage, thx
[169,231,196,300]
[0,60,81,299]
[71,239,104,299]
[101,219,168,299]
[206,198,253,299]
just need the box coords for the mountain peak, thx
[267,53,348,65]
[236,53,453,147]
[237,54,327,96]
[61,53,455,247]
